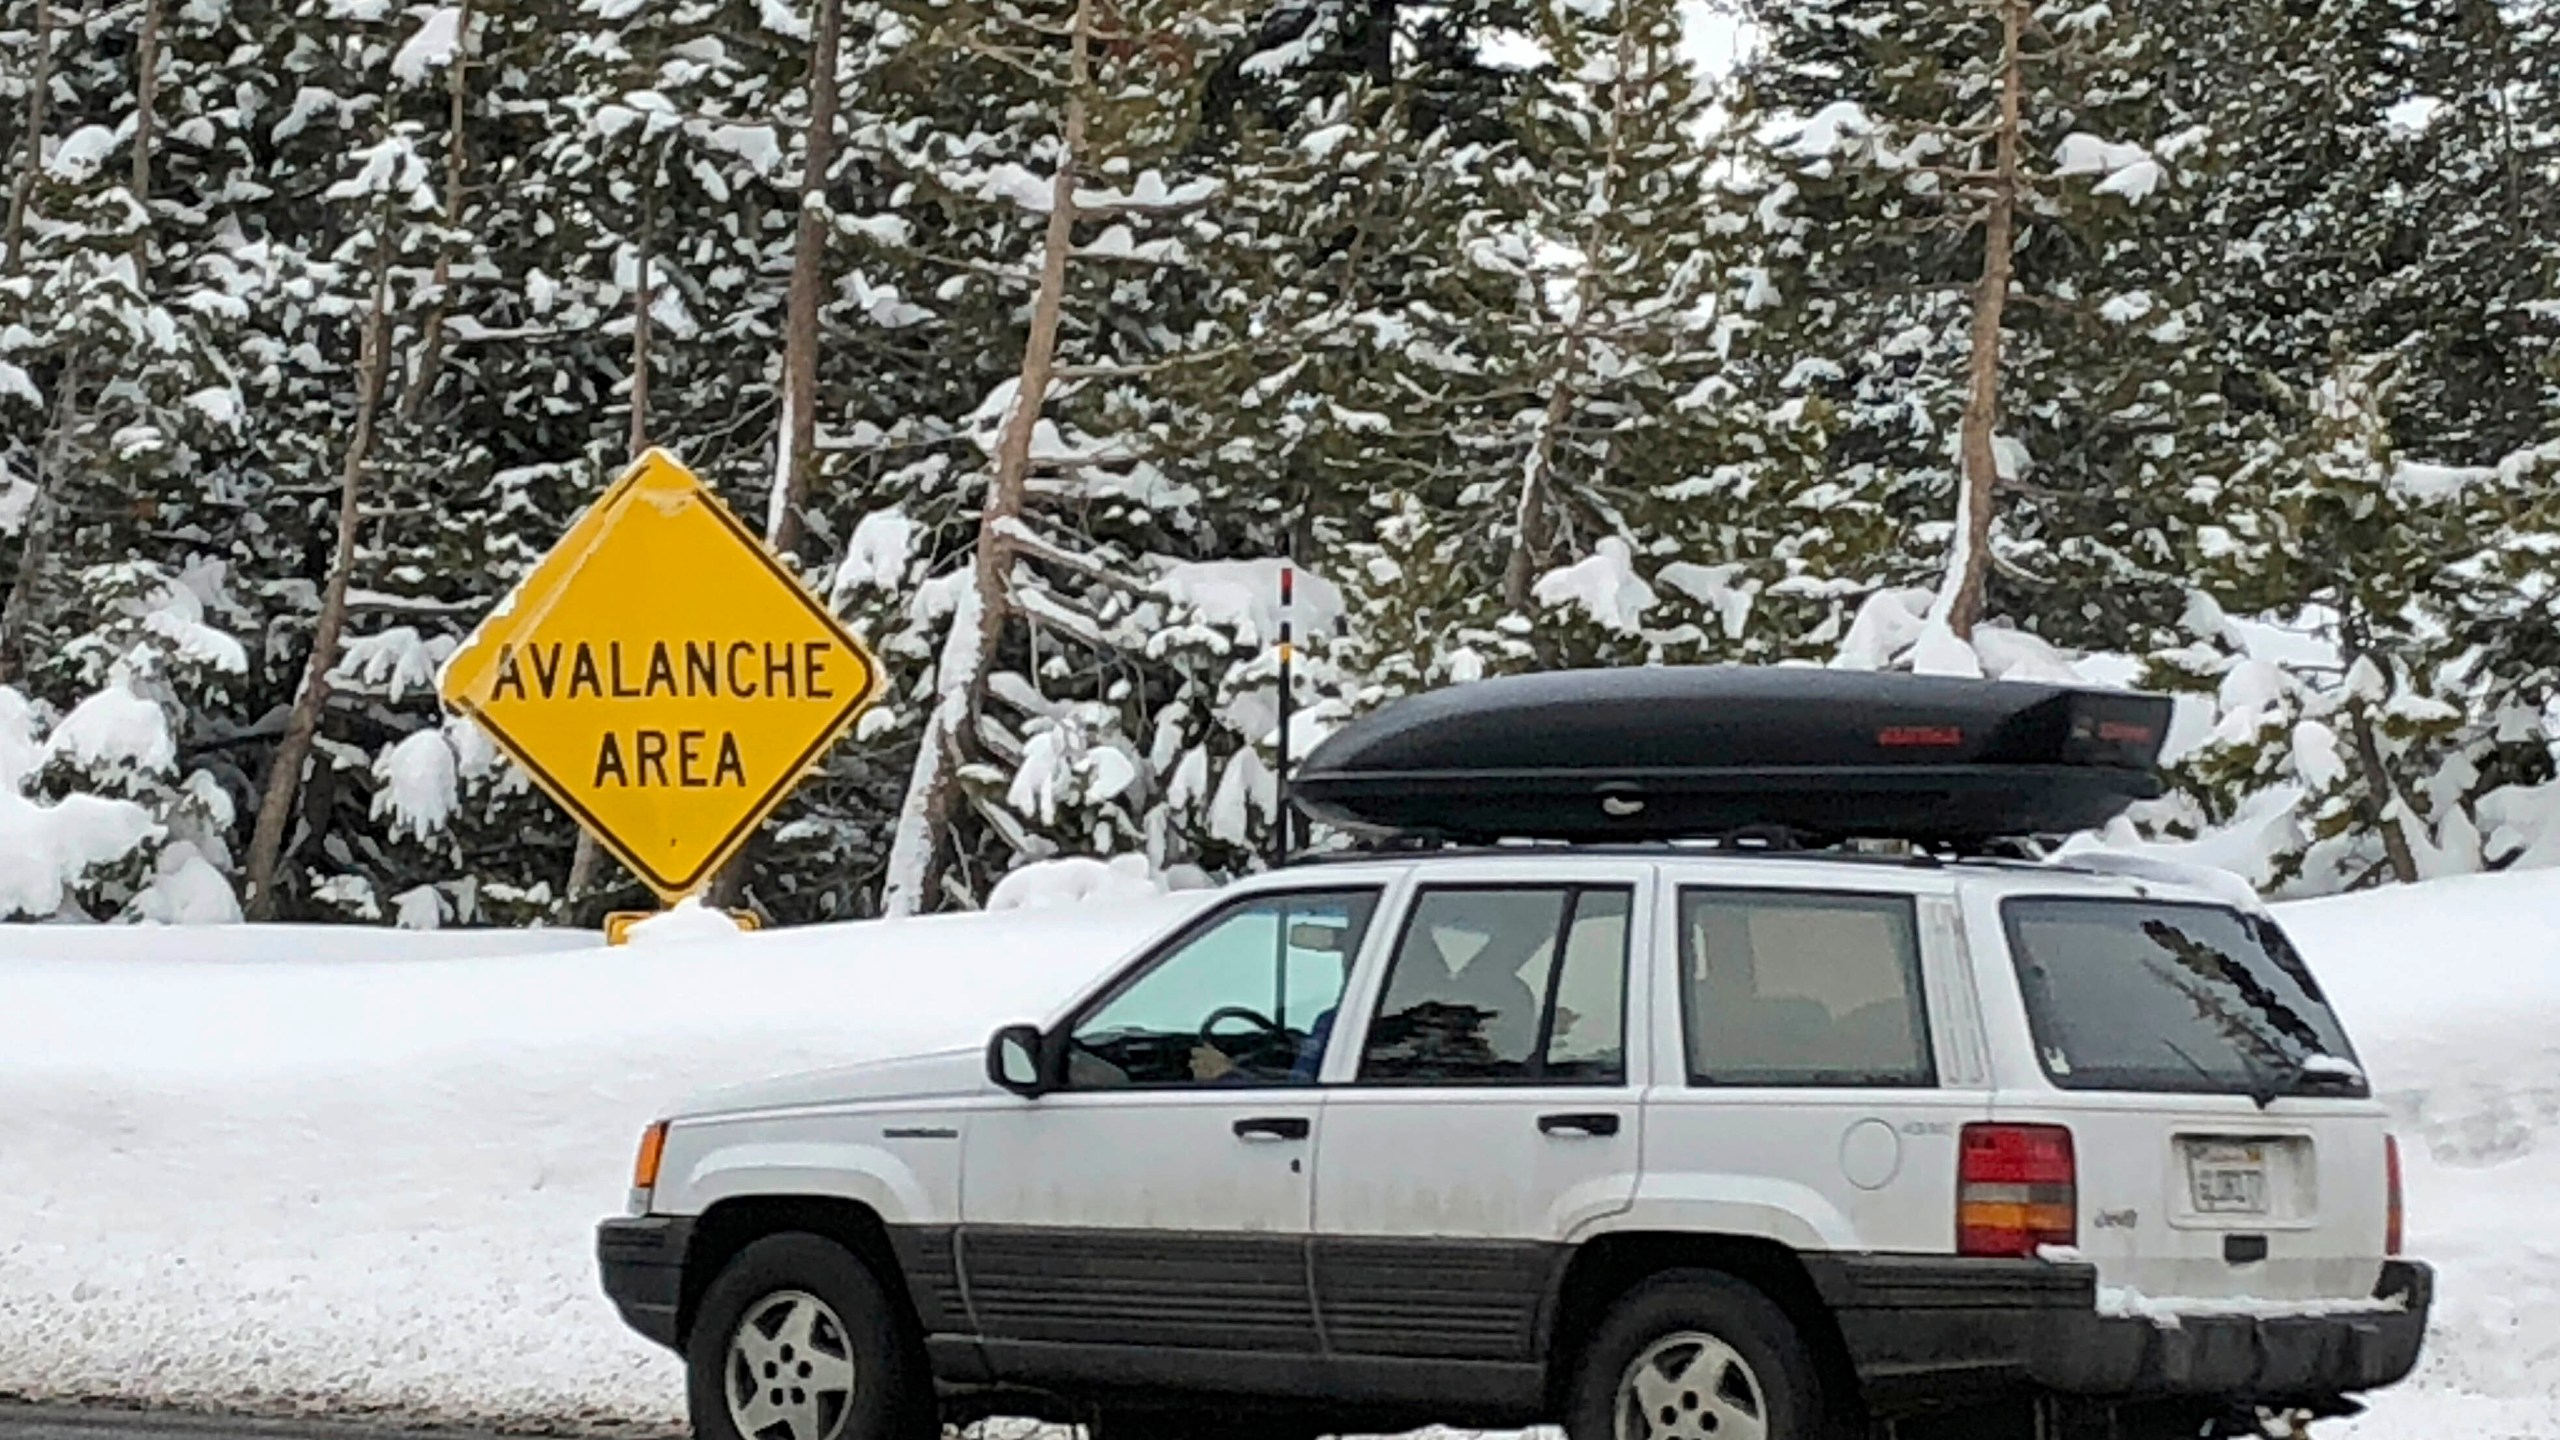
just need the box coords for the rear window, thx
[2002,897,2365,1097]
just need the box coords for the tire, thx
[687,1233,932,1440]
[1565,1270,1826,1440]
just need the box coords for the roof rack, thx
[1288,666,2172,850]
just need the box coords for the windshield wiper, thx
[2249,1050,2368,1108]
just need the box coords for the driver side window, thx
[1064,890,1379,1090]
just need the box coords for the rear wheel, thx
[1566,1271,1825,1440]
[687,1233,931,1440]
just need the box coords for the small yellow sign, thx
[603,909,763,946]
[439,449,882,900]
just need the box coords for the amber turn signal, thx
[633,1120,670,1193]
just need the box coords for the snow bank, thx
[2295,870,2560,1439]
[0,921,602,965]
[0,897,1204,1425]
[983,850,1172,907]
[2,872,2557,1434]
[622,896,752,945]
[0,793,157,919]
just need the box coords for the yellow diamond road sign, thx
[439,449,882,900]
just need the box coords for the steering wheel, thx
[1200,1005,1284,1044]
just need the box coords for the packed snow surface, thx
[1,872,2557,1435]
[0,898,1204,1425]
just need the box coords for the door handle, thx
[1234,1116,1312,1142]
[1538,1112,1622,1138]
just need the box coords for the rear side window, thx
[1679,889,1935,1087]
[2003,897,2364,1097]
[1358,886,1632,1085]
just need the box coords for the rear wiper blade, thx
[2254,1051,2368,1107]
[2286,1053,2368,1092]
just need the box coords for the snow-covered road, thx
[1,874,2554,1436]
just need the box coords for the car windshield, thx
[2002,897,2365,1099]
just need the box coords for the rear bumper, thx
[1809,1255,2432,1412]
[2029,1261,2432,1401]
[598,1214,694,1352]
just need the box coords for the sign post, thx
[439,448,883,907]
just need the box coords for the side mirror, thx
[987,1023,1050,1098]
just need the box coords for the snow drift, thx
[1,871,2555,1436]
[0,898,1204,1425]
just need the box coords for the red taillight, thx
[1959,1123,2078,1258]
[2385,1134,2405,1257]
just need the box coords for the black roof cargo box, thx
[1291,666,2173,847]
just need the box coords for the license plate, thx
[2187,1142,2271,1215]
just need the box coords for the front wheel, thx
[1566,1271,1826,1440]
[687,1233,931,1440]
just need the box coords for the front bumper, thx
[598,1214,695,1352]
[1810,1255,2432,1412]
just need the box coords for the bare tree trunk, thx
[629,158,657,460]
[1502,24,1639,616]
[1936,0,2027,641]
[563,148,659,913]
[2335,618,2423,886]
[0,360,83,682]
[2342,696,2422,887]
[243,231,397,919]
[879,0,1090,917]
[563,814,604,911]
[702,0,844,910]
[765,0,843,561]
[1502,376,1571,612]
[6,0,55,273]
[131,0,161,209]
[398,0,475,425]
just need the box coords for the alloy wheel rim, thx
[724,1289,857,1440]
[1613,1329,1769,1440]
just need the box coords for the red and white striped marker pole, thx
[1273,563,1295,869]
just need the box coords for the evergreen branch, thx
[812,429,962,456]
[1052,340,1249,380]
[1012,583,1109,648]
[1990,549,2052,588]
[960,34,1063,87]
[869,237,1037,286]
[993,517,1151,596]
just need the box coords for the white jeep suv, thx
[597,848,2428,1440]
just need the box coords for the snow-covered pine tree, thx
[1461,0,1840,672]
[1729,0,2215,673]
[707,0,976,915]
[30,558,251,920]
[2145,356,2557,892]
[1190,66,1516,698]
[2369,0,2558,468]
[299,0,545,926]
[0,0,258,925]
[2111,0,2560,888]
[0,0,246,678]
[233,0,457,916]
[865,0,1267,913]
